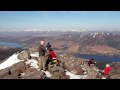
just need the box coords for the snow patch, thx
[80,34,84,38]
[60,55,63,57]
[101,77,106,79]
[107,33,109,35]
[30,52,39,58]
[66,70,87,79]
[93,33,98,38]
[21,73,26,76]
[89,33,93,36]
[42,70,52,77]
[25,59,39,70]
[0,53,24,70]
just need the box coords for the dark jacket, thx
[46,42,51,50]
[88,59,96,66]
[39,45,46,56]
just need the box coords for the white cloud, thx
[23,29,39,31]
[59,11,120,16]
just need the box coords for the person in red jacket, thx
[48,48,56,60]
[45,48,57,70]
[104,64,112,75]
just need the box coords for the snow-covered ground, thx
[42,70,52,77]
[42,70,87,79]
[0,53,23,70]
[25,59,39,70]
[30,52,39,58]
[66,70,87,79]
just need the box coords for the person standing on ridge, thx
[38,40,49,71]
[46,42,51,50]
[39,40,46,57]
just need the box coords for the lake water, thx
[0,42,23,48]
[73,53,120,69]
[73,53,120,62]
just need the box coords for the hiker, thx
[45,48,58,69]
[88,58,96,66]
[38,40,49,71]
[39,40,46,57]
[100,64,112,79]
[104,64,112,76]
[46,42,51,50]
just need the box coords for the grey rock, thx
[18,51,31,61]
[22,71,46,79]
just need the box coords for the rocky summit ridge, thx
[0,46,120,79]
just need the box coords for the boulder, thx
[48,64,69,79]
[25,64,31,71]
[71,66,83,75]
[86,70,99,79]
[0,68,10,78]
[63,60,83,75]
[48,66,65,76]
[2,74,20,79]
[28,46,39,54]
[63,61,73,71]
[0,61,26,79]
[17,50,31,61]
[22,71,46,79]
[10,61,26,74]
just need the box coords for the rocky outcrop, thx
[0,68,10,78]
[28,46,39,54]
[22,70,46,79]
[71,66,83,75]
[0,61,26,79]
[57,54,84,75]
[86,69,99,79]
[17,50,31,61]
[1,48,119,79]
[48,64,70,79]
[10,61,26,74]
[2,74,20,79]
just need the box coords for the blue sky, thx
[0,11,120,31]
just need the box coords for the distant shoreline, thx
[73,53,120,62]
[0,42,23,48]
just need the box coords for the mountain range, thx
[0,30,120,56]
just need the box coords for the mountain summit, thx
[0,46,119,79]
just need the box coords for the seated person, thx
[88,58,96,66]
[45,48,58,69]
